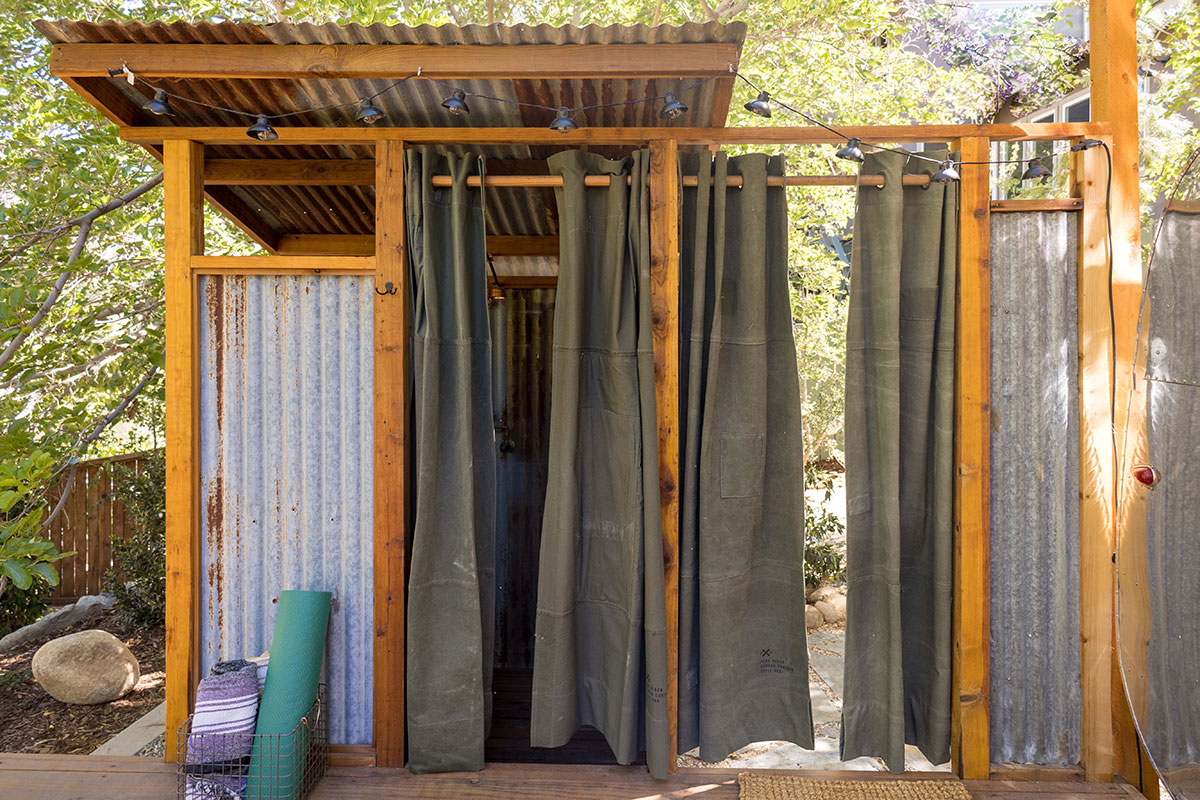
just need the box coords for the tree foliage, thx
[0,0,1087,572]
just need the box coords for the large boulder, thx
[32,629,140,705]
[815,592,847,624]
[805,603,825,631]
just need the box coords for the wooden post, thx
[952,136,991,781]
[1090,0,1149,788]
[373,140,409,768]
[164,139,203,761]
[1071,135,1130,785]
[649,138,681,772]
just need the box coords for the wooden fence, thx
[42,451,155,600]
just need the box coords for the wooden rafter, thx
[50,42,740,80]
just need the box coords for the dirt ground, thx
[0,609,165,754]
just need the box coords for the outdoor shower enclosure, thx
[36,3,1150,788]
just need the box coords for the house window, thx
[1065,97,1090,122]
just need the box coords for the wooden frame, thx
[649,138,682,772]
[163,139,203,761]
[951,136,992,781]
[155,122,1121,779]
[373,140,409,768]
[135,1,1137,778]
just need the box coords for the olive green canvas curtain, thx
[530,149,671,778]
[677,151,814,761]
[404,150,496,773]
[840,149,956,772]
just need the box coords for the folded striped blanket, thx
[185,659,261,799]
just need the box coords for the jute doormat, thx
[738,775,973,800]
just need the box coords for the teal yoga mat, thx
[244,590,331,799]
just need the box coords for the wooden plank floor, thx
[0,754,1148,800]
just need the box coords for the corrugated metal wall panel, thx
[988,211,1082,765]
[198,274,374,746]
[490,289,555,669]
[1143,211,1200,773]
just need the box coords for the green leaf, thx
[30,561,59,587]
[1,560,32,591]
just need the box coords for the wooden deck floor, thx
[0,754,1148,800]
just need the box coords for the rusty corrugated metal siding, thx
[490,289,555,670]
[988,211,1082,765]
[198,274,374,745]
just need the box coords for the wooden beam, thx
[163,140,204,763]
[373,140,409,768]
[190,255,375,273]
[51,42,739,80]
[1092,0,1149,789]
[1072,137,1120,784]
[952,136,991,781]
[989,198,1082,212]
[493,276,558,289]
[205,160,929,189]
[649,138,681,773]
[205,159,376,186]
[487,235,559,257]
[121,122,1112,148]
[273,234,559,258]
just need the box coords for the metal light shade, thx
[932,159,960,183]
[442,89,470,116]
[744,90,772,118]
[246,114,278,141]
[1021,157,1053,181]
[143,89,176,117]
[549,108,578,133]
[355,98,386,125]
[836,137,865,163]
[660,92,688,119]
[488,282,507,307]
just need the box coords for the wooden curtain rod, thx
[430,174,932,188]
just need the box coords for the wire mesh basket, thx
[177,684,327,800]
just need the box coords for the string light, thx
[143,89,175,117]
[246,114,278,141]
[659,92,688,119]
[836,137,865,163]
[744,90,772,118]
[442,89,470,116]
[108,64,1096,179]
[549,108,579,133]
[1021,157,1052,181]
[932,160,961,183]
[355,98,386,125]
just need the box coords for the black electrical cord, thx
[114,62,1080,173]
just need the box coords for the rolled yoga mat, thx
[244,590,331,800]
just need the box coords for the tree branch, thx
[39,364,159,533]
[0,173,163,374]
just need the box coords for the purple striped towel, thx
[185,659,261,799]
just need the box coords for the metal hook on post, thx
[375,281,397,296]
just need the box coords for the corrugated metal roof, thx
[36,19,744,241]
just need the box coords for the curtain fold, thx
[404,150,496,773]
[677,151,814,761]
[530,149,670,777]
[841,149,956,772]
